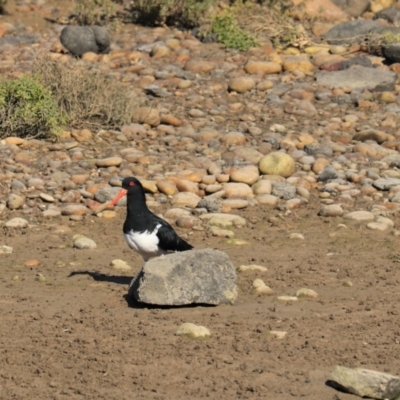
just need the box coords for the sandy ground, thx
[1,1,400,399]
[1,198,400,400]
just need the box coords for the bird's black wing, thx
[155,217,193,252]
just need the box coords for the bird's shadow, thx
[68,270,132,285]
[68,270,215,310]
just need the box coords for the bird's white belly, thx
[124,226,164,260]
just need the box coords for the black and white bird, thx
[110,177,193,261]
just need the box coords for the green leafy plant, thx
[210,8,258,51]
[74,0,117,25]
[129,0,216,28]
[0,75,66,139]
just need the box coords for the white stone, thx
[5,218,29,228]
[73,235,97,249]
[344,211,375,221]
[176,323,211,338]
[238,264,268,272]
[111,259,132,272]
[0,245,13,254]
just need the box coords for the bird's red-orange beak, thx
[109,188,127,206]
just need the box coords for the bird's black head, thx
[121,176,143,194]
[109,176,144,206]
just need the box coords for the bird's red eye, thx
[129,181,134,186]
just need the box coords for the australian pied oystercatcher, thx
[109,177,193,261]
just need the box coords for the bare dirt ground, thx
[1,2,400,399]
[2,197,400,400]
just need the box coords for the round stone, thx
[228,77,256,93]
[344,211,375,221]
[230,166,259,185]
[244,60,281,75]
[111,259,132,272]
[259,152,296,177]
[171,192,200,208]
[223,182,254,198]
[252,180,272,195]
[176,323,211,338]
[6,194,24,210]
[73,235,97,249]
[95,157,123,168]
[5,217,29,228]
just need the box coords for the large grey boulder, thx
[315,67,397,92]
[328,366,400,400]
[129,249,238,306]
[60,25,110,57]
[324,20,382,45]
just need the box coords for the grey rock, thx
[42,208,62,218]
[94,186,127,205]
[383,43,400,64]
[374,7,400,25]
[130,249,238,306]
[318,165,339,182]
[329,366,400,400]
[373,178,400,190]
[164,65,195,80]
[197,197,222,213]
[60,25,110,57]
[331,94,359,106]
[271,182,296,199]
[331,0,370,17]
[304,143,333,157]
[381,154,400,165]
[0,34,40,46]
[315,67,397,92]
[390,192,400,203]
[340,56,372,70]
[10,180,26,190]
[324,20,382,45]
[144,84,172,98]
[318,204,344,217]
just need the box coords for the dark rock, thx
[331,0,370,17]
[94,186,126,205]
[331,94,359,105]
[304,143,334,157]
[324,20,382,45]
[318,165,339,182]
[60,25,110,57]
[0,34,40,46]
[374,7,400,26]
[271,182,296,199]
[383,44,400,64]
[144,84,172,98]
[130,249,238,306]
[315,66,397,92]
[197,197,222,213]
[340,56,373,70]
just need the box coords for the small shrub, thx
[129,0,216,28]
[210,8,258,51]
[74,0,117,25]
[33,55,139,130]
[0,75,66,139]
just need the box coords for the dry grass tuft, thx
[33,55,140,130]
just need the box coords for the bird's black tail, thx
[176,237,193,252]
